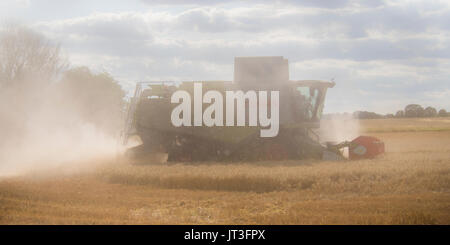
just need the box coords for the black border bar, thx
[0,225,447,244]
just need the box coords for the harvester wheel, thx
[261,141,290,160]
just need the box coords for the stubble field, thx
[0,118,449,224]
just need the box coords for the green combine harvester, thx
[121,56,336,163]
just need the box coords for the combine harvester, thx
[121,56,384,163]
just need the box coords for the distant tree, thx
[385,113,394,118]
[353,111,383,119]
[405,104,424,118]
[342,112,351,118]
[0,24,67,146]
[395,110,404,118]
[424,106,437,117]
[0,24,67,90]
[438,109,448,117]
[56,67,126,136]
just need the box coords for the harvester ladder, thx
[121,82,143,145]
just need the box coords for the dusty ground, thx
[0,118,449,224]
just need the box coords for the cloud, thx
[37,12,152,40]
[35,4,450,60]
[0,0,30,8]
[425,89,450,101]
[140,0,384,9]
[29,1,450,113]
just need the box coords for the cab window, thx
[295,86,320,120]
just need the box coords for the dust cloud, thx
[0,24,128,177]
[0,85,122,177]
[319,114,360,157]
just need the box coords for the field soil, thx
[0,118,449,224]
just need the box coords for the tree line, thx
[351,104,449,119]
[0,24,126,148]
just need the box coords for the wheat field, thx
[0,118,449,224]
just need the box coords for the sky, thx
[1,0,449,114]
